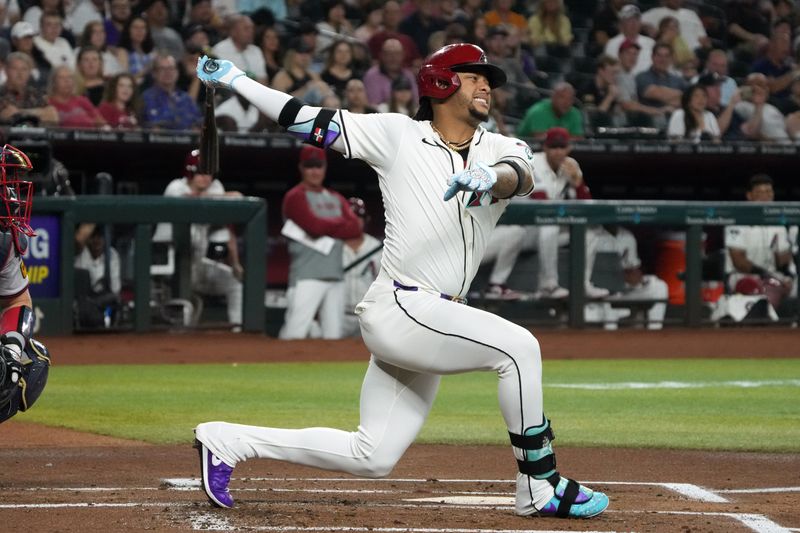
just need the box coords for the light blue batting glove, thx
[196,55,245,90]
[443,162,498,201]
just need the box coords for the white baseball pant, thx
[196,273,556,510]
[280,279,345,339]
[192,258,243,325]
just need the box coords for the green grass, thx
[20,359,800,452]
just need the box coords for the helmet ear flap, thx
[418,66,461,100]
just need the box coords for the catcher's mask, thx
[0,144,35,249]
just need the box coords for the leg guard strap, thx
[509,416,557,480]
[548,473,581,518]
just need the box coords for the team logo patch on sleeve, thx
[20,261,27,279]
[516,141,534,160]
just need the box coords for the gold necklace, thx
[431,123,473,151]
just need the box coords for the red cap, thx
[735,277,764,295]
[543,127,570,148]
[299,145,327,165]
[619,38,641,53]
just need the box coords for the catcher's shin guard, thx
[510,417,609,518]
[19,339,51,411]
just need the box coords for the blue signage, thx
[24,215,60,298]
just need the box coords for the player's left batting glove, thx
[443,162,498,201]
[196,56,245,90]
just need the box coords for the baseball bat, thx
[198,59,220,176]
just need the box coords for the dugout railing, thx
[498,200,800,327]
[31,196,267,335]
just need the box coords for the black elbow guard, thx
[279,98,342,149]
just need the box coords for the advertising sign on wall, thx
[24,215,61,298]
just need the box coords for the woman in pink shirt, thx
[98,73,140,128]
[47,66,107,129]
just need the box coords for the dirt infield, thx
[1,329,798,532]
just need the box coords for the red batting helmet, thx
[417,43,507,100]
[0,144,34,243]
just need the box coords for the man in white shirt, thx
[605,4,655,75]
[641,0,709,51]
[34,13,74,68]
[211,14,267,85]
[735,73,790,142]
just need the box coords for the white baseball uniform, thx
[342,234,383,337]
[197,80,570,513]
[724,224,796,292]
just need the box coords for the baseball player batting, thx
[193,44,609,519]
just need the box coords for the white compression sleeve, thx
[231,76,347,153]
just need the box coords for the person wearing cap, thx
[279,145,363,340]
[341,197,383,337]
[516,81,584,138]
[0,51,58,125]
[363,38,418,107]
[696,71,743,139]
[270,40,333,105]
[666,83,721,141]
[153,149,245,328]
[211,14,267,85]
[641,0,709,52]
[9,21,47,86]
[604,4,655,75]
[482,127,609,300]
[697,49,738,107]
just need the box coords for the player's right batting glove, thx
[196,56,245,90]
[443,162,497,201]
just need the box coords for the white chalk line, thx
[717,486,800,494]
[651,511,792,533]
[546,379,800,390]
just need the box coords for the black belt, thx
[393,280,467,305]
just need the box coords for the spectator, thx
[341,196,382,337]
[596,226,669,330]
[9,21,48,86]
[516,81,584,138]
[104,0,131,47]
[74,223,122,328]
[398,0,446,56]
[654,16,694,70]
[751,31,799,108]
[483,0,527,33]
[726,0,771,56]
[77,20,125,77]
[97,72,141,128]
[367,0,420,68]
[363,38,418,107]
[47,64,107,128]
[353,3,383,44]
[279,145,362,340]
[257,25,283,82]
[34,12,74,69]
[724,174,796,311]
[0,52,58,125]
[735,72,790,141]
[480,127,608,300]
[178,37,206,105]
[635,43,686,113]
[454,0,484,22]
[211,14,267,85]
[320,39,360,99]
[376,75,416,116]
[215,92,269,132]
[698,48,738,107]
[577,54,624,128]
[527,0,573,51]
[588,0,627,57]
[641,0,709,52]
[74,46,105,105]
[23,0,69,32]
[68,0,105,40]
[481,25,537,117]
[142,0,185,60]
[270,42,332,105]
[315,0,354,57]
[183,0,222,45]
[237,0,286,21]
[141,53,202,130]
[667,83,721,142]
[155,149,244,329]
[698,71,744,140]
[117,15,155,85]
[605,4,656,75]
[343,78,377,114]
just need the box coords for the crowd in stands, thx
[0,0,798,141]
